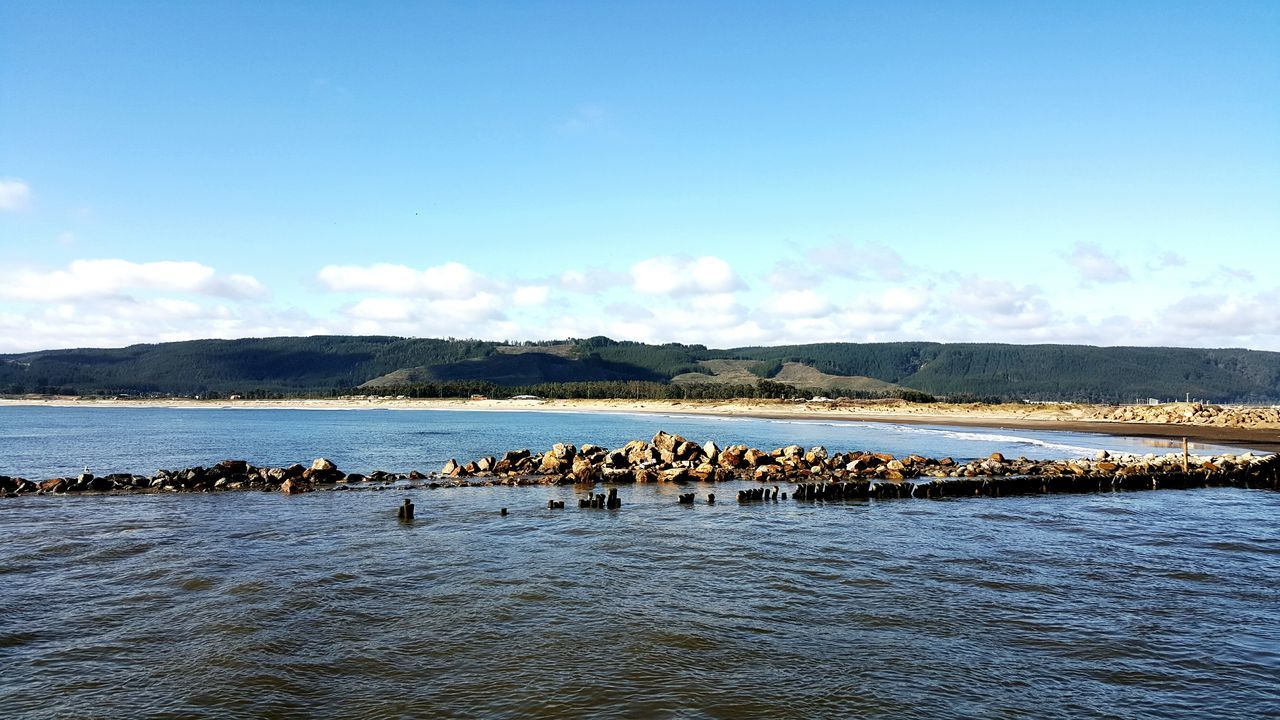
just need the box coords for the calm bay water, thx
[1,406,1278,719]
[0,405,1249,479]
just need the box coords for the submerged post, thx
[398,498,414,520]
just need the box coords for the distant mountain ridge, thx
[3,335,1279,402]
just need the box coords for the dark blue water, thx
[1,407,1277,719]
[0,405,1246,479]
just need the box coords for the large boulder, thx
[718,445,747,468]
[536,454,561,475]
[805,446,828,464]
[571,455,598,483]
[659,468,690,483]
[651,431,682,454]
[601,468,634,483]
[502,449,531,464]
[218,459,249,475]
[624,441,657,466]
[689,463,720,482]
[604,449,629,468]
[674,441,703,462]
[311,458,336,472]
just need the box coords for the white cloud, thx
[0,179,31,211]
[759,289,833,318]
[631,255,744,296]
[317,261,490,298]
[764,261,823,291]
[1148,250,1186,270]
[512,285,550,306]
[346,293,504,325]
[7,253,1280,354]
[1162,293,1275,338]
[338,291,508,339]
[0,299,323,353]
[559,267,630,293]
[1068,242,1131,284]
[2,259,268,301]
[807,241,908,282]
[876,287,926,315]
[949,278,1051,330]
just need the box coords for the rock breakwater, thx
[3,431,1278,499]
[1081,401,1280,428]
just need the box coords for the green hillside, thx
[3,335,1280,402]
[0,336,495,395]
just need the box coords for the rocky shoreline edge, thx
[4,431,1279,499]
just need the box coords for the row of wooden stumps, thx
[739,486,784,503]
[579,487,622,509]
[678,492,716,505]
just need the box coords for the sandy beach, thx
[6,395,1279,452]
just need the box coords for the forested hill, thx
[2,335,1279,403]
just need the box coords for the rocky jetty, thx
[3,431,1278,499]
[1081,401,1280,428]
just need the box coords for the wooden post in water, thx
[500,508,508,516]
[1182,437,1189,472]
[398,498,414,520]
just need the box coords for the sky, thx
[1,1,1277,353]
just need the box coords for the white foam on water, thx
[755,417,1101,456]
[879,424,1101,456]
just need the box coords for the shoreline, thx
[5,396,1280,452]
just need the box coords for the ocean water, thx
[0,405,1249,479]
[1,406,1277,719]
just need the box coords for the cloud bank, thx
[2,249,1278,353]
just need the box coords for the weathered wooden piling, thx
[707,493,715,505]
[397,498,414,520]
[500,507,508,516]
[678,492,695,504]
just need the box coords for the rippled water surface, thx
[0,405,1247,479]
[2,407,1277,719]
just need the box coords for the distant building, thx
[1147,398,1160,405]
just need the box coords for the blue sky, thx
[1,1,1277,352]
